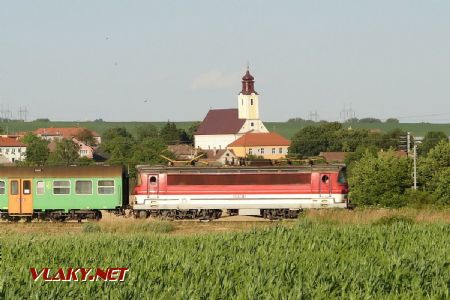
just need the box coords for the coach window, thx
[53,180,70,195]
[36,181,45,195]
[23,180,31,195]
[0,181,5,194]
[98,180,114,194]
[149,176,157,185]
[0,181,6,195]
[76,180,93,195]
[11,180,19,195]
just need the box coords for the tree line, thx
[19,122,200,168]
[288,122,449,207]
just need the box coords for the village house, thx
[227,132,290,160]
[34,127,100,159]
[319,152,350,163]
[0,136,27,163]
[200,149,238,166]
[34,127,101,144]
[194,68,268,150]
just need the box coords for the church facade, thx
[194,68,268,150]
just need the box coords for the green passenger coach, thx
[0,166,128,221]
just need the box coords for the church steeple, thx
[238,67,260,120]
[241,67,257,95]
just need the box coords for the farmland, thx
[2,120,449,139]
[2,209,450,298]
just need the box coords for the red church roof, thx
[228,132,291,147]
[196,109,246,135]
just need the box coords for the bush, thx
[433,167,450,205]
[404,190,436,208]
[348,149,412,207]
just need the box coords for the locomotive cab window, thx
[149,176,157,185]
[53,180,70,195]
[23,180,31,195]
[98,180,114,194]
[0,181,5,194]
[338,169,347,184]
[36,181,45,195]
[76,180,93,195]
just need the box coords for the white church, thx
[194,68,269,150]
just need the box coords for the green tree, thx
[289,123,342,156]
[101,127,134,158]
[385,118,399,124]
[160,122,180,145]
[330,128,376,152]
[379,128,407,150]
[75,128,96,146]
[418,140,450,192]
[103,127,133,141]
[432,167,450,204]
[136,124,159,142]
[344,145,379,168]
[21,133,50,166]
[348,149,412,207]
[49,139,80,166]
[130,137,175,165]
[419,131,448,155]
[358,117,382,123]
[75,156,94,166]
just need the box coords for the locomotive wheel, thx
[161,210,175,220]
[95,211,102,221]
[137,210,148,219]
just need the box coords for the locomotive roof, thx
[136,164,345,174]
[0,165,124,178]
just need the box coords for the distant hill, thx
[1,120,449,139]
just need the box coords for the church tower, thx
[238,67,260,120]
[237,67,268,133]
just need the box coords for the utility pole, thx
[407,132,411,157]
[413,143,417,190]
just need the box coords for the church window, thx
[251,99,253,105]
[242,99,243,105]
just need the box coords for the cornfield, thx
[1,219,450,298]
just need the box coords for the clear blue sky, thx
[1,1,449,123]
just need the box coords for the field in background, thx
[2,208,450,298]
[2,120,450,138]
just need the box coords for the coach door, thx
[147,175,159,198]
[319,173,331,197]
[8,178,33,215]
